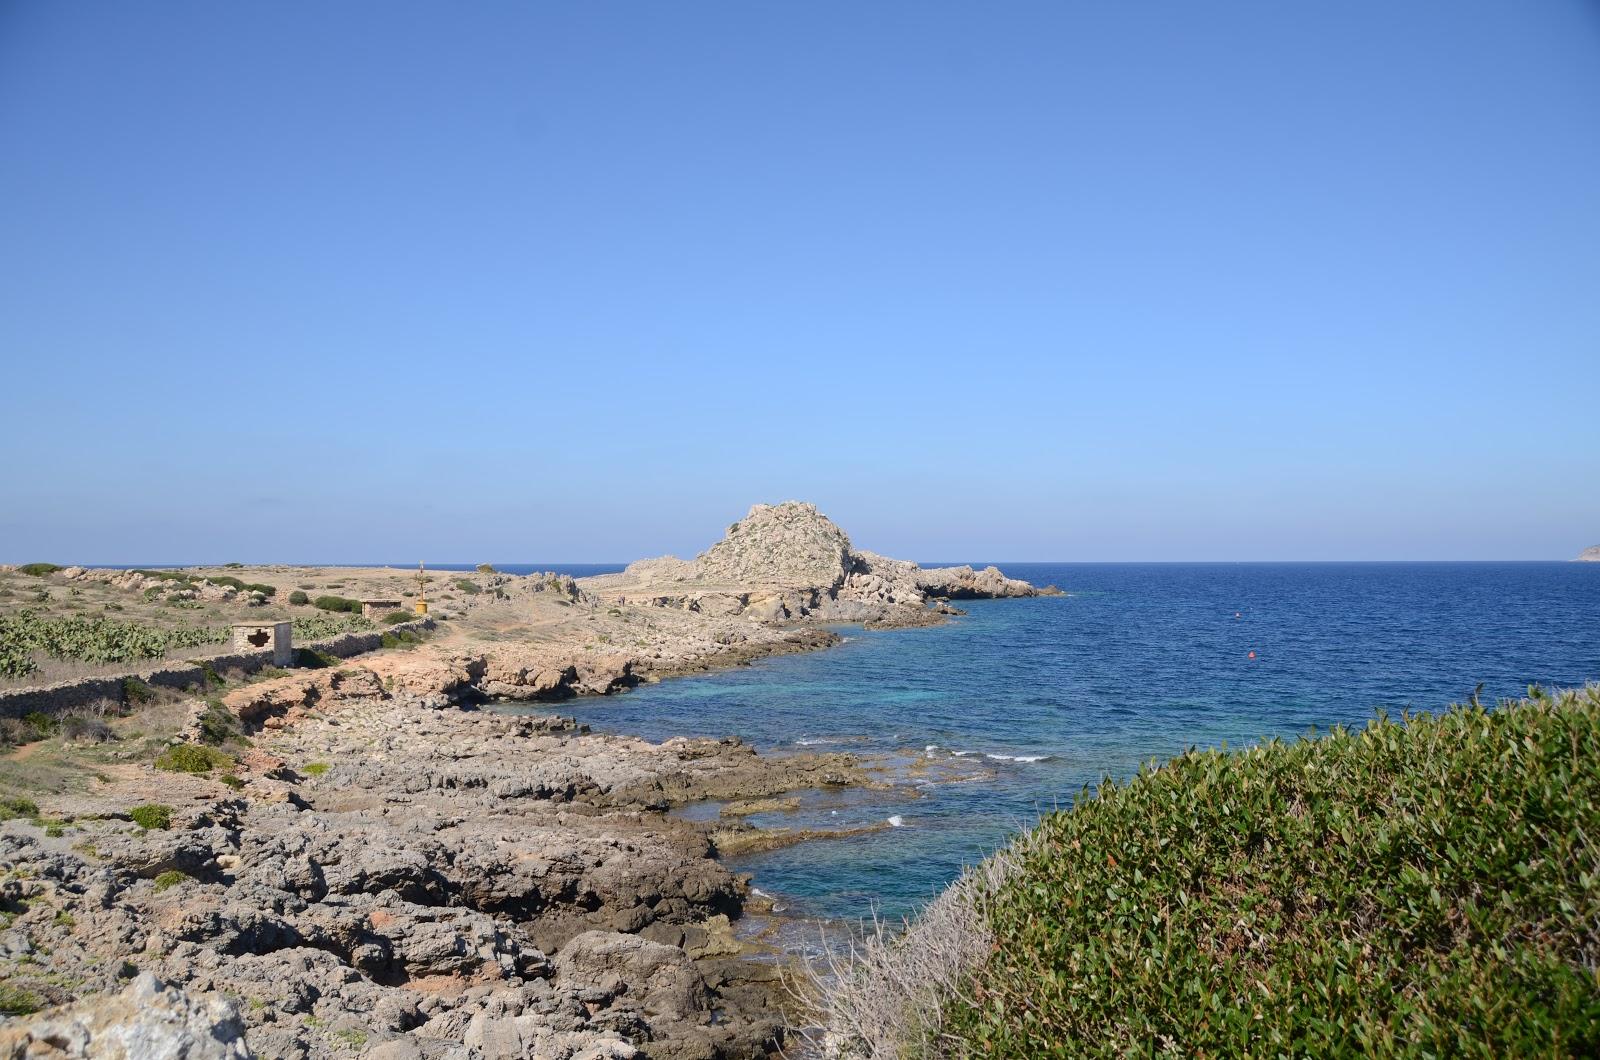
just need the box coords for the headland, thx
[0,502,1054,1058]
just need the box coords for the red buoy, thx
[1248,650,1256,660]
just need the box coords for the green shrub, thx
[935,686,1600,1057]
[219,773,245,791]
[295,648,338,669]
[453,579,480,594]
[123,678,156,705]
[154,743,231,775]
[152,869,188,892]
[302,762,330,777]
[224,562,243,569]
[21,711,57,740]
[476,563,496,574]
[380,629,422,650]
[17,563,62,577]
[196,700,242,746]
[0,796,40,822]
[313,595,363,614]
[128,804,172,830]
[0,983,41,1016]
[288,590,310,606]
[382,611,413,626]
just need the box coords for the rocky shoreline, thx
[0,502,1059,1058]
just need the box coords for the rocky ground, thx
[1,694,873,1059]
[0,502,1059,1058]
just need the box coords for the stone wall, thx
[0,619,435,719]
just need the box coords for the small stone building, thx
[231,621,293,667]
[361,600,403,620]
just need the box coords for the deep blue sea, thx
[553,562,1600,923]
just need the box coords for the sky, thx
[2,1,1598,563]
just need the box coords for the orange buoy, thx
[1248,650,1256,659]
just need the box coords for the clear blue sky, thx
[2,1,1597,563]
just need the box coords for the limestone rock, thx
[914,564,1039,600]
[0,973,250,1059]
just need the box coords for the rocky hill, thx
[585,502,1054,627]
[1577,545,1600,562]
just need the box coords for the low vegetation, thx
[128,804,172,831]
[312,595,363,614]
[291,614,374,641]
[382,610,413,625]
[816,685,1600,1058]
[0,983,41,1016]
[0,795,41,823]
[380,628,423,650]
[453,578,481,595]
[154,743,231,775]
[152,869,189,892]
[288,590,310,606]
[0,609,229,679]
[16,563,62,578]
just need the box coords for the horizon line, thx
[13,558,1592,569]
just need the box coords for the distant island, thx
[1578,545,1600,562]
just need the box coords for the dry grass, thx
[0,692,198,796]
[797,840,1028,1059]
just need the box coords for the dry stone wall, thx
[0,619,434,718]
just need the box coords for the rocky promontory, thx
[585,501,1054,628]
[1577,545,1600,562]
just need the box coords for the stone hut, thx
[230,621,293,667]
[361,600,403,620]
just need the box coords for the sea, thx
[530,561,1600,925]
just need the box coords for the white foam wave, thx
[887,814,906,827]
[984,753,1054,763]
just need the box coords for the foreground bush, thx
[819,686,1600,1058]
[154,743,231,775]
[313,595,363,614]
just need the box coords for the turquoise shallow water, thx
[553,562,1600,922]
